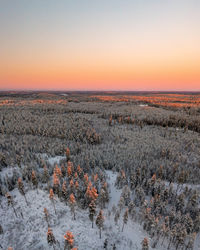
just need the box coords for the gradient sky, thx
[0,0,200,91]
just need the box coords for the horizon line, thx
[0,89,200,93]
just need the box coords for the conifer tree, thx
[99,188,107,209]
[66,147,70,162]
[17,177,28,205]
[67,162,73,177]
[93,173,98,187]
[31,170,38,189]
[84,173,89,185]
[44,207,49,226]
[47,227,56,250]
[175,226,187,250]
[96,210,104,239]
[128,201,135,219]
[69,193,76,220]
[77,165,82,177]
[118,196,125,212]
[54,165,62,178]
[64,231,74,250]
[114,210,120,225]
[6,192,17,217]
[185,232,196,250]
[43,165,50,183]
[104,238,108,249]
[61,164,66,177]
[122,208,128,232]
[89,200,96,228]
[53,172,60,196]
[62,181,68,201]
[49,188,56,214]
[141,238,149,250]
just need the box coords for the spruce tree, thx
[122,208,128,232]
[64,231,74,250]
[17,178,28,205]
[6,192,17,217]
[89,200,96,228]
[96,210,104,239]
[47,227,56,250]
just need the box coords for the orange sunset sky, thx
[0,0,200,91]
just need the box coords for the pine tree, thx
[62,181,68,201]
[96,210,104,239]
[6,192,17,217]
[185,232,196,250]
[104,238,108,249]
[43,165,50,183]
[89,200,96,228]
[67,162,73,177]
[49,188,56,214]
[114,210,120,225]
[44,207,49,226]
[17,177,28,205]
[184,213,194,234]
[54,165,62,178]
[75,181,79,189]
[175,226,187,250]
[64,231,74,250]
[61,164,66,176]
[69,193,76,220]
[93,173,98,187]
[31,170,38,189]
[53,172,60,196]
[118,196,125,212]
[47,227,56,250]
[128,201,135,219]
[121,185,131,205]
[77,165,82,177]
[141,238,149,250]
[122,208,128,232]
[66,147,70,162]
[84,173,89,185]
[194,214,200,232]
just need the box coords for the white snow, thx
[37,153,65,165]
[139,104,148,107]
[106,170,121,209]
[1,162,199,249]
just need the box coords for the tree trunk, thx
[52,200,56,214]
[92,220,93,228]
[122,223,124,232]
[167,238,172,250]
[12,204,18,217]
[99,228,101,239]
[176,242,180,250]
[74,211,76,220]
[24,194,29,206]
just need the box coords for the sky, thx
[0,0,200,91]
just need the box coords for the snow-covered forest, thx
[0,92,200,250]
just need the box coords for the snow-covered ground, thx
[37,153,65,165]
[0,170,152,250]
[1,157,199,250]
